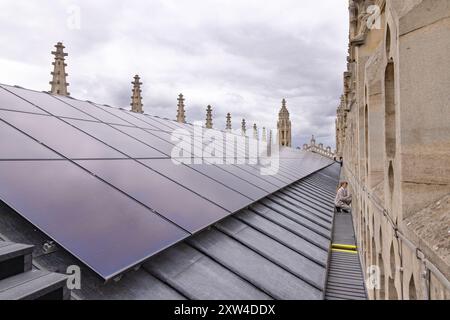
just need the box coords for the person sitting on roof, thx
[335,181,352,213]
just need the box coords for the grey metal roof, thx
[325,208,367,300]
[0,163,342,300]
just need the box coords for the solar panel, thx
[66,119,167,158]
[0,86,49,115]
[234,164,286,188]
[111,125,181,157]
[0,110,125,159]
[0,85,334,280]
[0,121,61,159]
[93,103,159,130]
[76,159,230,233]
[0,160,188,280]
[214,164,279,193]
[1,85,96,121]
[53,96,133,126]
[141,159,252,212]
[132,112,177,131]
[187,163,267,201]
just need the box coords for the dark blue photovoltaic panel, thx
[0,121,61,159]
[93,104,160,130]
[128,112,176,131]
[111,125,181,157]
[187,163,267,201]
[235,165,286,188]
[141,159,252,212]
[53,96,132,126]
[0,86,49,115]
[1,85,96,121]
[215,164,279,194]
[66,119,167,158]
[76,159,230,233]
[0,85,336,281]
[0,160,188,280]
[0,110,125,159]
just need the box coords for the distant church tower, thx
[130,75,143,113]
[49,42,70,96]
[205,105,213,129]
[176,94,186,123]
[277,98,292,147]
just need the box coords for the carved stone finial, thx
[253,123,258,140]
[241,119,246,136]
[262,127,267,142]
[226,113,232,131]
[205,105,213,129]
[130,75,143,113]
[49,42,70,96]
[176,93,186,123]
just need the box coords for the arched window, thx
[386,24,391,58]
[408,275,418,300]
[388,161,395,208]
[377,228,385,299]
[388,243,398,299]
[385,62,396,158]
[365,104,369,176]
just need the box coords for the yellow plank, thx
[332,243,357,250]
[332,248,358,254]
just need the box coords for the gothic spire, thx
[226,113,232,131]
[176,94,186,123]
[253,123,258,140]
[241,119,246,136]
[49,42,70,96]
[205,105,213,129]
[262,127,267,142]
[130,75,143,113]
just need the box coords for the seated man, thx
[335,181,352,213]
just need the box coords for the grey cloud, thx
[0,0,348,148]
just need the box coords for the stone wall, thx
[336,0,450,300]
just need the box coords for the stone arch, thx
[365,104,369,176]
[377,228,386,299]
[388,161,395,206]
[388,242,399,299]
[384,61,396,159]
[370,236,377,298]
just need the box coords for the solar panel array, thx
[0,83,333,280]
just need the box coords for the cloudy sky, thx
[0,0,348,148]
